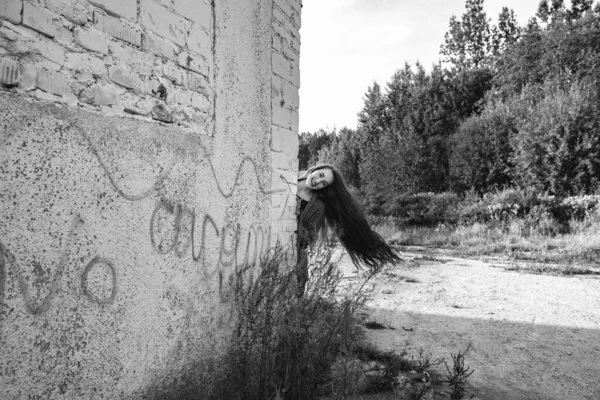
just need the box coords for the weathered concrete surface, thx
[0,0,302,398]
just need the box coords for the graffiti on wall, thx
[0,115,292,318]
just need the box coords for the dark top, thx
[296,194,325,250]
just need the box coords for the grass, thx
[377,215,600,275]
[147,236,479,399]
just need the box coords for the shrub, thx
[214,242,373,400]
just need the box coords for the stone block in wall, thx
[53,17,75,45]
[22,2,58,38]
[74,27,110,54]
[272,23,300,55]
[171,104,209,133]
[272,51,299,88]
[186,71,212,97]
[79,83,120,106]
[271,125,298,154]
[272,74,299,109]
[140,0,189,47]
[65,52,106,76]
[46,0,92,25]
[271,191,295,212]
[33,35,66,69]
[187,23,212,58]
[151,100,174,123]
[142,31,178,60]
[272,150,295,171]
[272,32,282,52]
[0,58,22,86]
[177,51,208,77]
[36,68,71,95]
[272,99,299,132]
[0,0,22,25]
[108,66,142,91]
[122,92,154,115]
[89,0,137,21]
[94,11,142,47]
[109,42,155,76]
[157,61,186,86]
[173,0,211,27]
[35,68,77,105]
[272,169,296,193]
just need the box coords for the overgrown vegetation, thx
[373,190,600,271]
[300,0,600,215]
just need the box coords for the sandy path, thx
[335,246,600,400]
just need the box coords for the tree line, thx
[299,0,600,214]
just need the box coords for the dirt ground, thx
[334,246,600,400]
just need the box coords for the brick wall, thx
[270,0,301,245]
[0,0,302,397]
[0,0,215,135]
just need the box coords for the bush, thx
[383,192,463,226]
[214,242,373,400]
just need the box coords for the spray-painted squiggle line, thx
[276,174,296,220]
[10,216,84,315]
[84,126,286,202]
[207,155,287,198]
[82,131,176,201]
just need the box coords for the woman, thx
[296,163,400,294]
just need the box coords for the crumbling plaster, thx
[0,0,302,398]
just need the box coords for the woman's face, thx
[306,168,334,191]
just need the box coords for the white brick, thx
[177,51,208,77]
[272,151,294,171]
[187,22,211,58]
[189,91,210,110]
[186,70,211,96]
[274,0,294,19]
[108,66,142,91]
[0,0,22,25]
[140,0,189,47]
[281,128,299,156]
[281,39,299,62]
[74,27,110,54]
[171,104,209,130]
[65,52,106,76]
[46,0,92,25]
[36,68,72,97]
[20,63,37,90]
[288,0,302,14]
[94,11,142,47]
[273,98,299,131]
[33,35,65,68]
[53,19,75,45]
[88,0,137,21]
[272,51,299,87]
[22,2,58,37]
[283,79,299,109]
[0,58,21,86]
[142,31,178,60]
[271,169,296,192]
[272,32,282,52]
[79,83,120,106]
[122,92,154,115]
[109,42,154,76]
[159,61,185,86]
[271,125,284,152]
[174,0,211,27]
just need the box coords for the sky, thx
[298,0,543,133]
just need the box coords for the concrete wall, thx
[0,0,301,398]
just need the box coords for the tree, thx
[491,7,521,54]
[440,0,493,70]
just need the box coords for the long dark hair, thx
[301,164,401,270]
